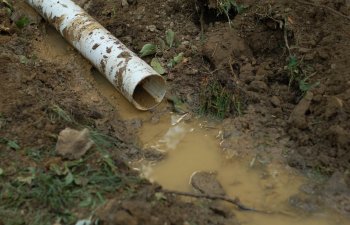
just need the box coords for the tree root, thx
[162,190,269,214]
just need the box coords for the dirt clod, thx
[56,128,94,159]
[289,92,313,129]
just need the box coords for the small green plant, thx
[139,29,177,58]
[167,52,184,68]
[49,104,74,123]
[200,80,231,119]
[151,58,166,75]
[0,152,124,224]
[0,137,20,150]
[15,16,30,28]
[140,43,157,57]
[287,56,319,95]
[140,29,185,74]
[217,0,245,26]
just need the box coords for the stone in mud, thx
[270,96,281,107]
[56,128,94,159]
[190,171,226,196]
[288,92,313,129]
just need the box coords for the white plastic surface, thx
[26,0,166,110]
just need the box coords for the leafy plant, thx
[139,29,177,58]
[217,0,245,26]
[140,29,184,75]
[167,52,184,68]
[165,29,175,48]
[287,56,319,94]
[151,58,165,75]
[140,43,157,57]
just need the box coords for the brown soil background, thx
[1,0,350,224]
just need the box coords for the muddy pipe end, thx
[132,74,166,110]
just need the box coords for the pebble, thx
[146,25,157,32]
[271,96,281,107]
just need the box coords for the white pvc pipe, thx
[26,0,166,110]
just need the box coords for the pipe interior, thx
[132,75,166,110]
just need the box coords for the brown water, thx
[40,29,348,225]
[93,73,347,225]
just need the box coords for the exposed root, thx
[162,190,267,213]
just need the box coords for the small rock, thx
[248,80,268,92]
[121,0,129,7]
[56,128,94,159]
[324,96,343,119]
[270,96,281,107]
[146,25,157,32]
[190,171,226,196]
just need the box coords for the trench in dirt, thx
[40,25,347,225]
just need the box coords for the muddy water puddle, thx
[41,28,347,225]
[92,71,346,225]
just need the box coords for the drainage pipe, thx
[26,0,166,110]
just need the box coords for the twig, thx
[161,190,268,213]
[283,21,291,56]
[295,0,350,21]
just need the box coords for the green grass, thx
[200,80,232,119]
[0,105,140,225]
[0,153,124,224]
[49,104,74,123]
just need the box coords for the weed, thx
[140,29,184,74]
[139,29,177,58]
[49,104,74,123]
[15,16,30,28]
[287,56,319,95]
[89,129,121,151]
[200,80,231,119]
[0,152,124,224]
[25,148,43,162]
[232,95,243,116]
[0,137,20,150]
[167,52,184,68]
[217,0,245,26]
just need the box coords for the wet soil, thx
[1,0,350,224]
[85,0,350,173]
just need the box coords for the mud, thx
[1,0,350,224]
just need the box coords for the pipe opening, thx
[132,75,166,110]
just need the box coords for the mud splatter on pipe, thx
[26,0,166,110]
